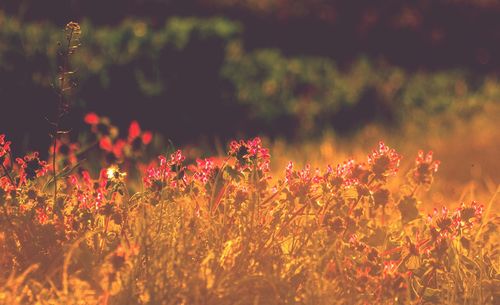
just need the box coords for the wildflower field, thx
[1,10,500,305]
[1,108,499,304]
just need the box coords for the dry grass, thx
[0,112,499,304]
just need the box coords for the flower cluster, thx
[409,150,440,187]
[325,159,358,188]
[0,134,14,190]
[84,112,121,159]
[68,170,106,211]
[284,162,323,199]
[127,120,152,155]
[368,141,401,181]
[84,113,153,163]
[85,113,119,143]
[16,152,48,185]
[143,150,187,191]
[0,134,11,166]
[428,201,483,237]
[192,157,219,184]
[0,124,495,305]
[229,137,270,173]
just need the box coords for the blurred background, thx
[0,0,499,199]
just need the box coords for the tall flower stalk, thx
[51,22,81,215]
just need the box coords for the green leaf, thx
[398,196,420,224]
[43,160,84,190]
[411,276,441,302]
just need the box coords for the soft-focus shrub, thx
[1,13,499,148]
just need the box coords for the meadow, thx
[1,111,499,304]
[1,18,499,305]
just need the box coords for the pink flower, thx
[193,158,217,184]
[229,137,270,173]
[84,112,99,125]
[368,141,401,180]
[454,201,483,227]
[144,150,187,191]
[0,134,11,167]
[16,152,48,184]
[128,120,153,148]
[285,161,323,198]
[326,159,358,188]
[410,150,440,186]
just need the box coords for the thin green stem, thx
[52,27,75,218]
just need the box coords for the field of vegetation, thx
[0,6,499,304]
[1,109,498,304]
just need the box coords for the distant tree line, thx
[1,15,497,154]
[1,0,500,71]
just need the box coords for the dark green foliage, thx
[398,196,420,224]
[0,14,498,151]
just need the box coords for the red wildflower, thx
[98,138,127,164]
[68,174,79,187]
[16,152,48,184]
[427,206,455,235]
[69,169,106,211]
[426,203,482,243]
[382,260,399,276]
[193,158,217,184]
[99,168,109,188]
[368,141,401,180]
[326,159,358,188]
[171,150,184,162]
[123,121,153,158]
[0,134,11,166]
[128,121,141,140]
[0,177,13,191]
[229,137,270,173]
[349,234,367,252]
[285,161,323,198]
[0,135,14,190]
[84,113,128,163]
[142,132,153,145]
[99,137,113,152]
[84,113,118,140]
[128,121,152,145]
[409,150,440,187]
[113,139,126,159]
[455,201,483,227]
[144,150,187,191]
[0,134,11,155]
[82,170,92,185]
[84,112,99,125]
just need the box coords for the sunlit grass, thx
[0,112,498,304]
